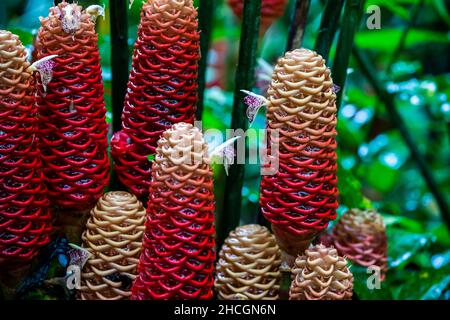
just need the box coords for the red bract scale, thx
[260,49,338,256]
[0,30,52,266]
[111,0,199,201]
[131,123,215,300]
[35,2,109,210]
[227,0,288,33]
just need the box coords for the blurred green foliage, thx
[1,0,449,300]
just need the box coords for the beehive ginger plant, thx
[0,30,52,268]
[111,0,200,201]
[321,208,388,280]
[131,123,215,300]
[35,1,110,211]
[215,224,281,300]
[79,191,146,300]
[259,48,339,258]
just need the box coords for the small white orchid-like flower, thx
[28,54,58,92]
[241,89,269,126]
[86,4,106,22]
[209,136,241,176]
[61,4,81,35]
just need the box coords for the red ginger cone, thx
[0,30,52,266]
[35,2,109,210]
[324,208,388,279]
[260,49,338,257]
[131,123,215,300]
[111,0,200,201]
[227,0,288,34]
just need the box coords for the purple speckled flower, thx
[243,92,267,124]
[36,59,56,92]
[332,84,341,94]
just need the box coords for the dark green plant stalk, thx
[109,0,129,133]
[0,3,6,29]
[286,0,311,51]
[218,0,261,249]
[353,48,450,226]
[332,0,364,109]
[368,0,424,145]
[314,0,345,61]
[109,0,129,190]
[279,270,292,300]
[387,0,424,72]
[196,0,215,120]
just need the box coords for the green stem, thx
[109,0,129,133]
[314,0,345,61]
[332,0,364,110]
[279,270,292,300]
[368,0,424,146]
[286,0,311,51]
[196,0,215,120]
[353,48,450,226]
[109,0,129,190]
[387,0,424,72]
[218,0,261,250]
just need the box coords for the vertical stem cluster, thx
[314,0,345,61]
[353,48,450,225]
[218,0,261,249]
[332,0,364,109]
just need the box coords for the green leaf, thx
[430,223,450,247]
[337,160,373,209]
[382,214,425,233]
[147,154,155,161]
[365,0,410,20]
[388,228,433,269]
[356,29,450,52]
[431,0,450,27]
[395,267,450,299]
[364,160,399,192]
